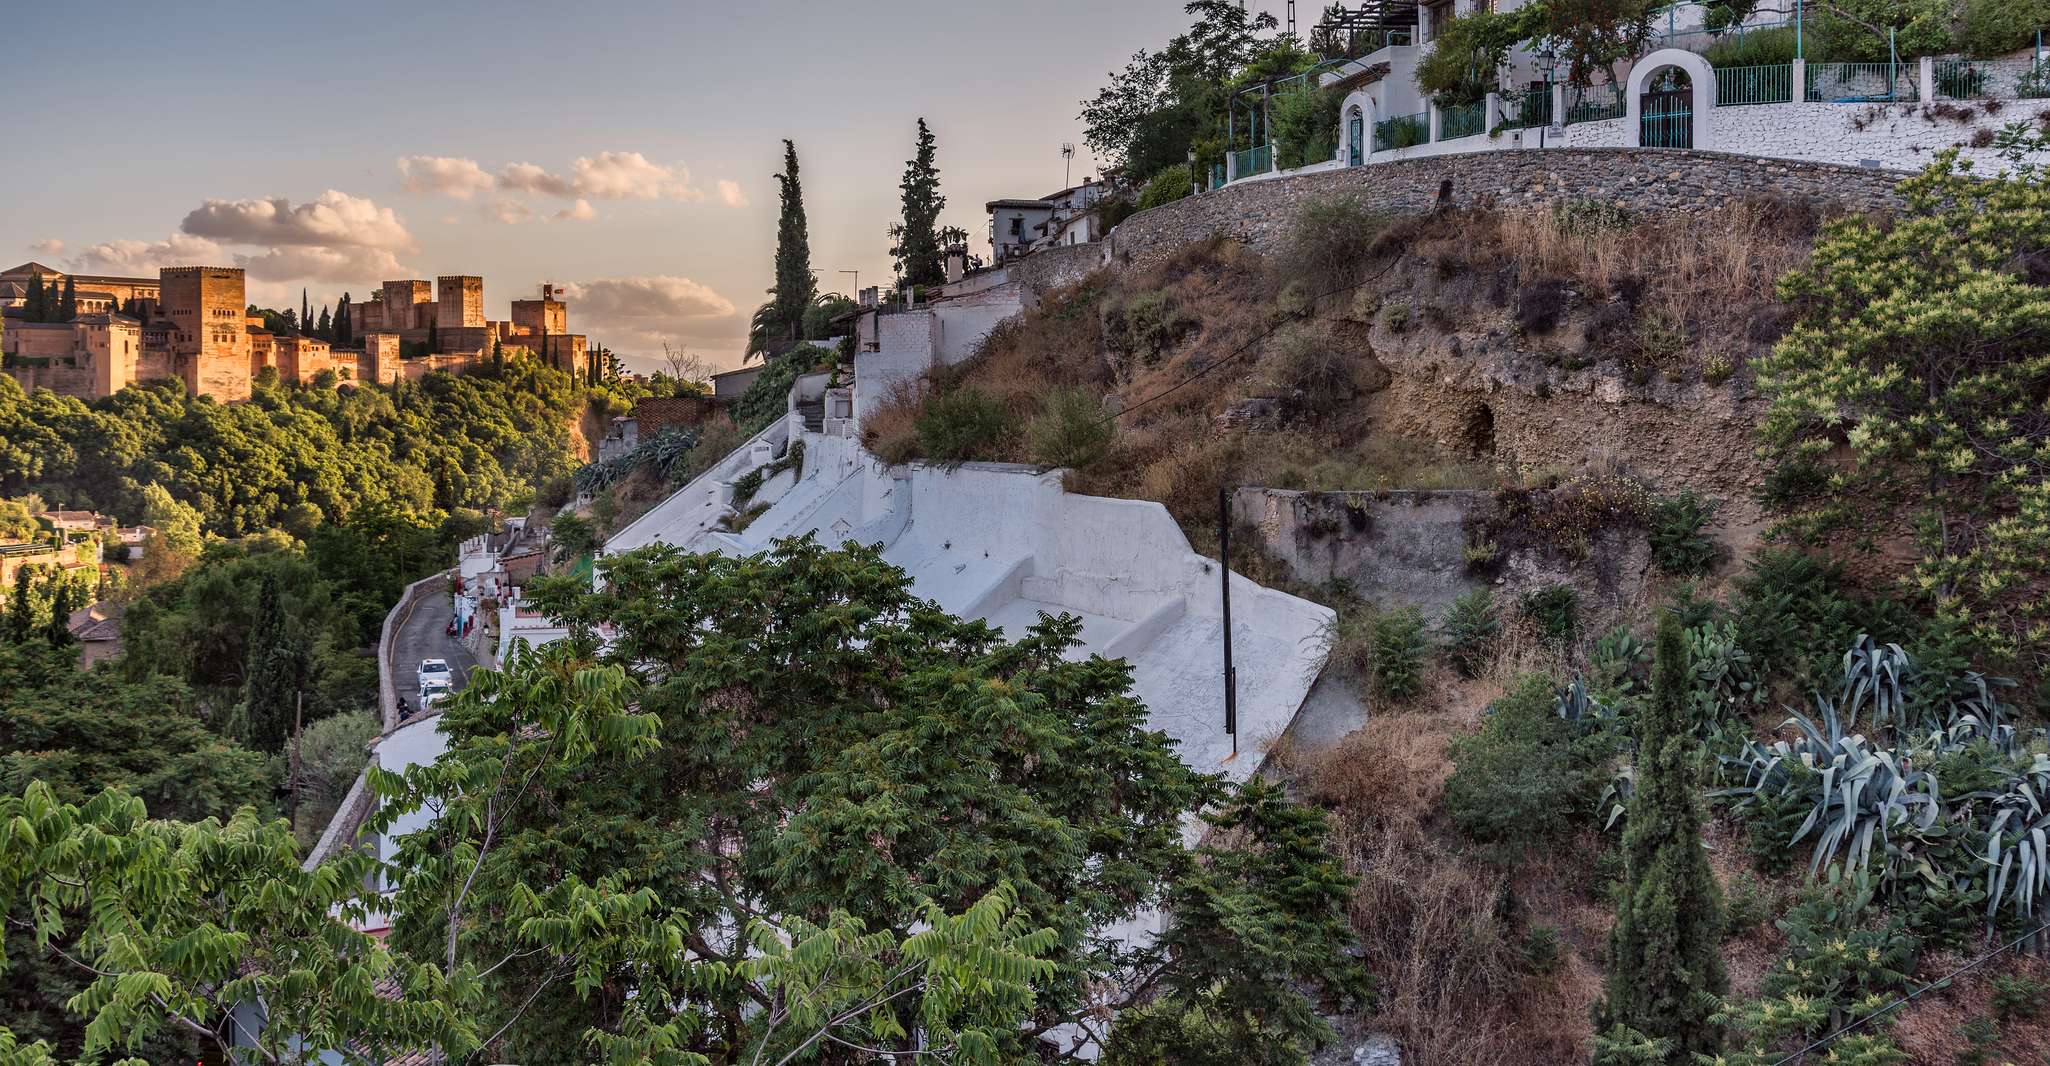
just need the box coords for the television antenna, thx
[1061,142,1076,188]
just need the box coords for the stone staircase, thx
[797,399,825,433]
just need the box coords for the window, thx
[1009,217,1022,236]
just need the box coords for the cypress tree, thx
[43,576,75,647]
[7,565,38,643]
[427,320,439,354]
[1600,610,1726,1061]
[25,275,48,322]
[300,288,311,335]
[770,139,815,345]
[58,276,77,321]
[317,306,332,340]
[891,119,947,288]
[241,572,303,753]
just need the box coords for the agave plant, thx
[1719,696,1942,880]
[1980,754,2050,920]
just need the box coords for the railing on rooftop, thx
[1715,63,1795,106]
[1232,144,1274,178]
[1373,112,1429,152]
[1314,26,1414,63]
[1806,61,1917,103]
[1564,85,1626,124]
[1439,100,1486,140]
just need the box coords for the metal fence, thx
[1500,87,1554,129]
[1231,144,1274,178]
[1933,57,2050,100]
[1439,100,1486,140]
[1563,84,1626,125]
[1716,63,1795,106]
[1806,61,1918,103]
[1210,163,1226,190]
[1374,112,1429,152]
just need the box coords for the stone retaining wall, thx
[1105,147,1907,268]
[1007,241,1108,294]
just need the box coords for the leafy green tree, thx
[361,538,1363,1064]
[889,118,948,288]
[1759,152,2050,667]
[1599,611,1725,1061]
[1080,0,1284,181]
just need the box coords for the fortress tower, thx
[436,275,483,330]
[159,266,251,402]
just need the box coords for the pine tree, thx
[1600,610,1726,1061]
[24,275,48,323]
[890,119,947,288]
[58,276,77,321]
[241,572,303,753]
[770,139,815,347]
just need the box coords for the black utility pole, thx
[1219,485,1238,757]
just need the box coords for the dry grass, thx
[1291,665,1600,1066]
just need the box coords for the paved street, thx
[390,578,476,719]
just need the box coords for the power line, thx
[1096,253,1403,427]
[1769,918,2050,1066]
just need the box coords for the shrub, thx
[1027,389,1116,470]
[1446,674,1612,844]
[914,388,1014,464]
[1959,0,2050,56]
[1992,970,2050,1023]
[1440,588,1498,679]
[1261,323,1355,416]
[1275,193,1393,290]
[1520,585,1579,647]
[1649,491,1722,576]
[1372,607,1429,703]
[1100,290,1198,369]
[1702,25,1801,67]
[1136,165,1193,211]
[1271,85,1343,170]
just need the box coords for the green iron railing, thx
[1210,163,1226,190]
[1932,59,1988,100]
[1373,112,1429,152]
[1501,87,1554,129]
[1715,63,1794,106]
[1439,100,1486,140]
[1231,144,1274,178]
[1564,85,1626,125]
[1806,62,1916,103]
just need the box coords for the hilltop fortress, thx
[0,262,590,403]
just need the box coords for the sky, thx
[1,0,1278,374]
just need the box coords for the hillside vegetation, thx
[863,151,2050,1063]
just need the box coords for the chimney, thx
[944,246,966,284]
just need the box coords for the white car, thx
[417,658,451,693]
[419,681,451,709]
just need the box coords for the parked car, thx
[417,658,451,693]
[420,680,451,708]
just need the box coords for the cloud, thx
[560,275,739,355]
[398,155,495,199]
[716,180,747,208]
[497,152,702,201]
[235,245,409,283]
[498,161,575,198]
[487,199,534,225]
[554,199,596,222]
[180,189,416,253]
[29,237,63,256]
[70,234,228,276]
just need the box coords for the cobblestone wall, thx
[1007,241,1108,294]
[1104,147,1906,268]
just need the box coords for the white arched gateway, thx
[1626,48,1716,150]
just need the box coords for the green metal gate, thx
[1348,111,1364,166]
[1640,89,1693,148]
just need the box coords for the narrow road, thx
[390,578,476,718]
